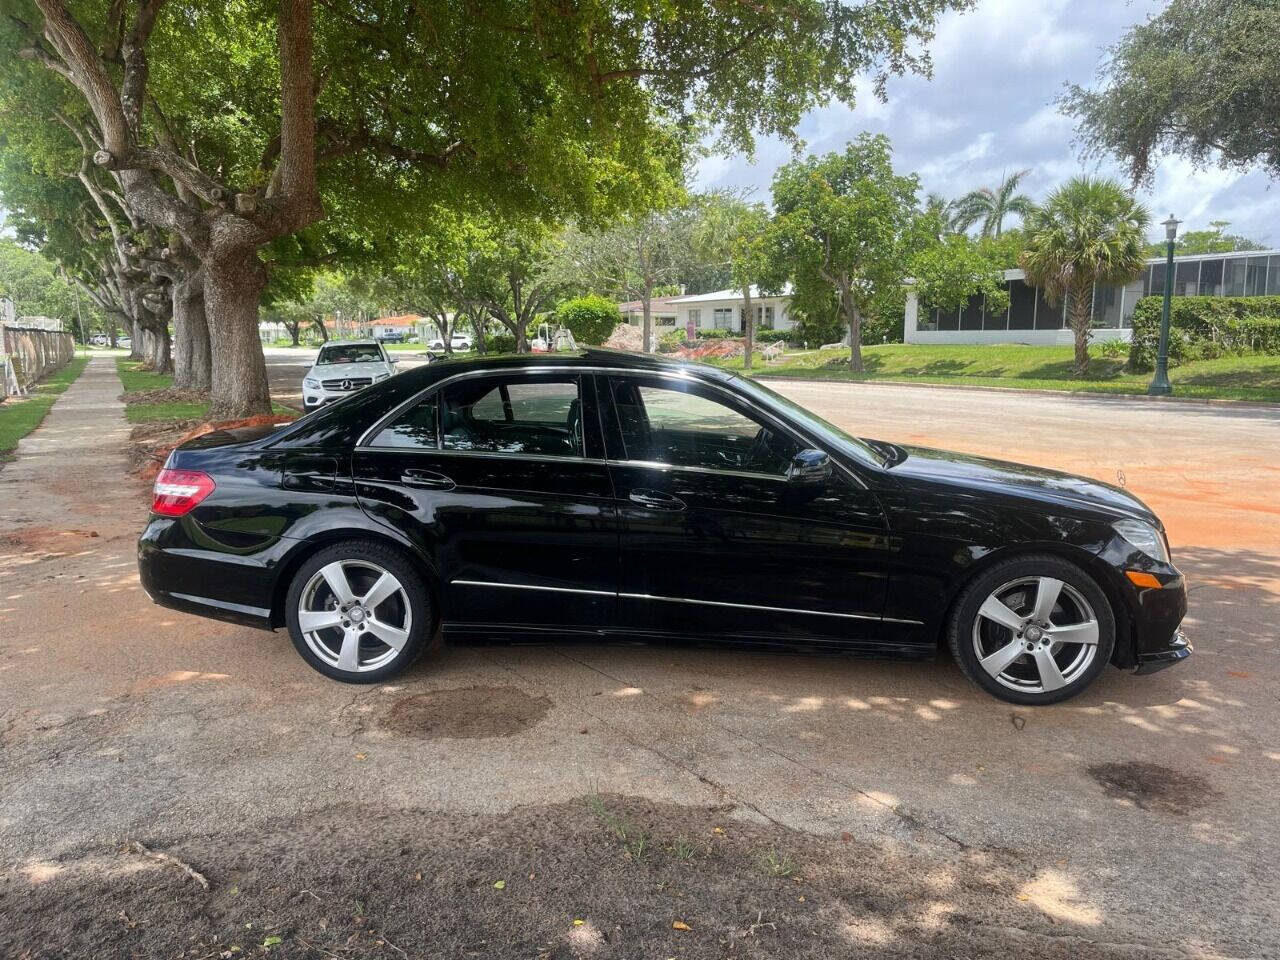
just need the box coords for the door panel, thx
[600,374,891,646]
[353,373,617,629]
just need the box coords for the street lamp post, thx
[1148,214,1180,396]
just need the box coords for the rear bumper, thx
[1133,630,1192,675]
[138,517,278,630]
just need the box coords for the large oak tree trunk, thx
[172,272,211,391]
[205,246,271,420]
[1068,283,1092,378]
[129,318,144,361]
[641,292,653,353]
[841,285,865,373]
[742,288,755,370]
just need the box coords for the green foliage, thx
[769,134,923,367]
[1063,0,1280,183]
[1144,221,1265,258]
[910,234,1010,316]
[1128,296,1280,369]
[486,333,518,354]
[951,170,1034,237]
[0,240,78,321]
[556,296,619,346]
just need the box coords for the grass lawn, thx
[713,344,1280,403]
[0,356,91,458]
[116,358,294,422]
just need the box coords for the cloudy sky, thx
[694,0,1278,247]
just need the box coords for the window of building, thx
[982,283,1009,330]
[1224,258,1247,296]
[688,308,701,328]
[916,306,938,332]
[1266,257,1280,295]
[1034,286,1063,330]
[1092,283,1123,329]
[1174,260,1200,297]
[1148,262,1166,298]
[936,306,960,331]
[959,293,984,330]
[1120,277,1144,328]
[1008,280,1036,330]
[712,307,734,328]
[440,376,582,458]
[1197,258,1224,296]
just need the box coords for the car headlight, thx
[304,377,320,389]
[1113,519,1169,563]
[373,372,390,382]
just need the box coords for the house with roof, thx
[619,286,795,335]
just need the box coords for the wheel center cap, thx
[1024,624,1044,642]
[349,606,366,623]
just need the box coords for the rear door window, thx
[441,376,583,457]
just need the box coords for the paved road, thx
[2,358,1277,956]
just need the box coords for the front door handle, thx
[629,488,685,511]
[401,468,455,490]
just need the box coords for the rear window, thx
[318,343,382,364]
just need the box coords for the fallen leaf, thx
[1010,715,1026,731]
[573,919,585,926]
[797,896,806,903]
[1016,894,1030,902]
[712,827,724,835]
[493,880,506,890]
[415,872,422,881]
[672,920,691,931]
[354,752,367,761]
[262,936,282,947]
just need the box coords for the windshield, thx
[734,376,888,468]
[317,344,382,364]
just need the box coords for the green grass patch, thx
[715,344,1280,403]
[0,356,91,457]
[116,357,294,422]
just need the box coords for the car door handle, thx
[400,468,455,490]
[629,488,685,511]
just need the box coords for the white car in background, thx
[427,332,473,353]
[302,340,397,409]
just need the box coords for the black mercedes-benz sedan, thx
[138,349,1190,705]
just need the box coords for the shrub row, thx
[1129,295,1280,369]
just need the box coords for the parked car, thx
[375,331,406,344]
[300,340,397,409]
[139,350,1189,704]
[427,333,472,353]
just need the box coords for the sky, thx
[693,0,1279,248]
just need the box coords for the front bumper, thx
[1133,629,1192,674]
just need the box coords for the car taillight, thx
[152,468,215,517]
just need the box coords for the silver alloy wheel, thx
[971,576,1100,694]
[297,559,413,673]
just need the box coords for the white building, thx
[621,286,795,335]
[906,248,1280,345]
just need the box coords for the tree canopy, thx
[1063,0,1280,184]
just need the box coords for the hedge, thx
[556,295,618,346]
[1128,295,1280,369]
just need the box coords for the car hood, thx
[307,361,391,379]
[883,442,1159,524]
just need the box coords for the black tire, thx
[285,539,436,683]
[947,553,1115,706]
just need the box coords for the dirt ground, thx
[1,357,1278,959]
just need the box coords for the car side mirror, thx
[787,448,831,485]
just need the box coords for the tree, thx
[770,134,922,372]
[694,194,777,369]
[1144,220,1265,257]
[556,296,618,347]
[1063,0,1280,185]
[910,233,1010,322]
[567,207,696,352]
[1019,177,1150,378]
[923,192,961,239]
[474,225,571,354]
[952,170,1034,237]
[0,239,80,321]
[4,0,971,419]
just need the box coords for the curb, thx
[749,373,1280,410]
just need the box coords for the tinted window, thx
[1008,280,1035,330]
[1034,286,1063,329]
[371,396,438,448]
[440,377,582,457]
[318,343,383,364]
[611,379,797,476]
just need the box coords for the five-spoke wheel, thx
[949,555,1115,705]
[285,541,433,682]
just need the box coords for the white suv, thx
[302,340,397,409]
[427,333,472,353]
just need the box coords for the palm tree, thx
[923,192,959,239]
[953,169,1035,237]
[1019,176,1150,378]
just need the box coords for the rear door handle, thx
[629,488,685,511]
[401,468,455,490]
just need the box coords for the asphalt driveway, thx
[1,357,1276,958]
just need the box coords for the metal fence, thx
[1,322,75,397]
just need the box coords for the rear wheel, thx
[948,554,1115,705]
[285,541,434,683]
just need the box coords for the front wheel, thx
[948,554,1115,705]
[285,541,434,683]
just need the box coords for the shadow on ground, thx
[2,795,1173,960]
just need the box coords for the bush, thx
[486,333,517,354]
[555,295,619,346]
[1128,295,1280,369]
[657,329,688,352]
[755,329,792,344]
[696,328,735,340]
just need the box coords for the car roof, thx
[411,348,738,382]
[320,339,384,347]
